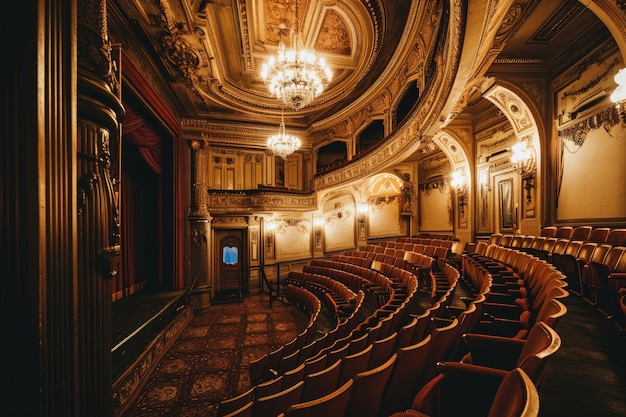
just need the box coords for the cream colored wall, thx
[274,215,313,261]
[419,184,453,232]
[322,193,357,252]
[557,122,626,222]
[554,49,626,224]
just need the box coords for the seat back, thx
[489,234,503,245]
[510,235,525,248]
[256,375,285,398]
[254,381,305,417]
[516,322,561,384]
[607,228,626,245]
[281,363,306,390]
[301,358,342,402]
[589,244,612,264]
[339,344,373,385]
[217,387,255,417]
[368,331,398,369]
[345,354,397,417]
[555,226,573,238]
[282,380,353,417]
[221,400,254,417]
[540,226,557,237]
[571,226,593,240]
[487,368,540,417]
[380,334,432,416]
[588,227,611,242]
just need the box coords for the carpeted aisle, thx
[124,293,310,417]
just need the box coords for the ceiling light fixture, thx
[261,1,332,110]
[267,112,301,159]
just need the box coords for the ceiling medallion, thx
[260,2,332,110]
[267,112,301,159]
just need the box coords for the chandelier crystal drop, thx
[267,113,301,159]
[261,34,332,110]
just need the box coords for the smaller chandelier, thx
[267,113,301,159]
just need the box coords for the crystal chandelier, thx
[267,113,301,159]
[261,2,331,110]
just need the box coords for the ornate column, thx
[77,0,124,415]
[188,140,212,312]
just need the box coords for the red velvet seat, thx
[539,226,557,237]
[253,380,305,417]
[345,354,397,417]
[607,228,626,246]
[571,225,593,240]
[217,387,255,417]
[278,379,353,417]
[300,358,342,402]
[588,227,611,242]
[461,321,561,385]
[380,334,433,416]
[391,367,539,417]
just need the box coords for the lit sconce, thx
[265,220,277,232]
[510,139,537,204]
[314,217,324,247]
[610,67,626,123]
[480,168,491,191]
[450,170,468,216]
[265,220,276,251]
[357,203,368,240]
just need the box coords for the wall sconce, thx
[450,170,468,217]
[610,68,626,123]
[511,139,537,204]
[357,203,368,240]
[313,217,324,247]
[479,168,491,191]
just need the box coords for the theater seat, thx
[461,321,561,385]
[278,379,353,417]
[390,367,539,417]
[345,354,397,417]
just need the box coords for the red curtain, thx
[122,104,164,174]
[119,52,185,293]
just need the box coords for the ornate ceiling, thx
[112,0,412,127]
[110,0,621,164]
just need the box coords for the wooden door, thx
[218,232,244,296]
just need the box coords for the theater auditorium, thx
[2,1,626,416]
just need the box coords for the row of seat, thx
[387,244,568,417]
[538,225,626,245]
[267,252,464,416]
[314,257,398,307]
[489,231,626,331]
[282,285,322,328]
[225,236,564,417]
[359,242,451,261]
[223,264,419,417]
[285,271,356,321]
[221,254,418,417]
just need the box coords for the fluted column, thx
[77,0,124,416]
[188,140,212,311]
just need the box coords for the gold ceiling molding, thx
[486,86,535,134]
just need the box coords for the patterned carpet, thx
[124,293,311,417]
